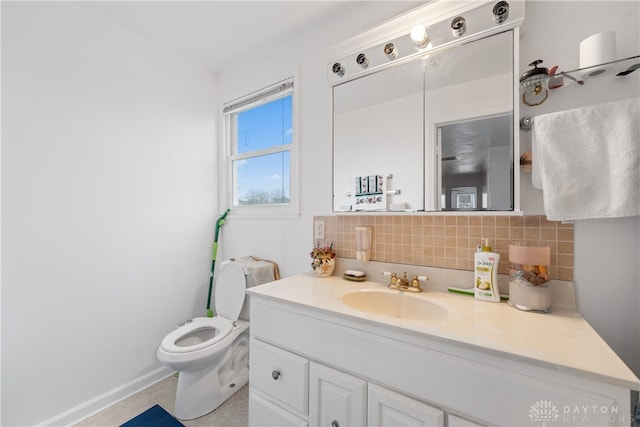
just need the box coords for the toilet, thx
[157,257,273,420]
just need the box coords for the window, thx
[224,78,297,215]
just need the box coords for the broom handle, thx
[206,209,230,311]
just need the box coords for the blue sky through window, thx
[235,95,292,204]
[237,96,292,154]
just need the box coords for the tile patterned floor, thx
[74,375,248,427]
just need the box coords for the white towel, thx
[531,97,639,221]
[232,256,275,285]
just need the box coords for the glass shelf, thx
[550,55,640,87]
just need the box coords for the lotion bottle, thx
[474,238,501,302]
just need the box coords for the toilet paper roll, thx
[579,31,616,78]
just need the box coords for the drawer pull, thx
[271,370,281,380]
[331,421,339,427]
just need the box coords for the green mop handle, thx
[206,209,230,316]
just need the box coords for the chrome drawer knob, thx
[271,370,280,380]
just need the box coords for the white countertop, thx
[247,273,640,391]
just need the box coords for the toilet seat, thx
[160,317,233,354]
[160,261,248,355]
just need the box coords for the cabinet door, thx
[368,383,444,427]
[309,362,367,427]
[447,414,486,427]
[249,390,308,427]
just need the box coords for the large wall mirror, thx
[332,29,516,212]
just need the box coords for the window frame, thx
[222,77,299,218]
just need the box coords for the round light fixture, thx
[410,24,429,47]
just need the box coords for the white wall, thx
[2,1,637,425]
[216,2,426,275]
[219,0,640,379]
[519,1,640,376]
[1,3,218,425]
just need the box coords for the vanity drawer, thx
[250,338,309,415]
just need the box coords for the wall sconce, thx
[332,62,345,77]
[450,16,466,37]
[520,59,549,106]
[410,24,429,48]
[383,43,398,60]
[492,1,509,24]
[356,53,369,69]
[355,226,372,262]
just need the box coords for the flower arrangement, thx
[310,242,335,277]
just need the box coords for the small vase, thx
[312,258,335,277]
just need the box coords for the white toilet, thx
[157,257,271,420]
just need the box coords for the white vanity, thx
[246,274,639,427]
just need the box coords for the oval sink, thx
[342,291,447,322]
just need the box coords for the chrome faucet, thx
[385,272,426,293]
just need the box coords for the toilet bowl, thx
[157,258,270,420]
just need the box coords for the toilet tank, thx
[227,256,277,320]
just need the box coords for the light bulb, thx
[410,24,428,47]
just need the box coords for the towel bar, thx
[520,116,533,131]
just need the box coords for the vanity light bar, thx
[328,0,524,85]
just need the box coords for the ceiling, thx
[79,1,421,73]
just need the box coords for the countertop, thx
[247,273,640,391]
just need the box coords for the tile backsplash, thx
[313,215,574,281]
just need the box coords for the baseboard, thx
[36,366,174,427]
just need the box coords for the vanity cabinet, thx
[248,313,486,426]
[249,337,453,427]
[248,276,637,427]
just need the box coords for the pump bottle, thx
[474,238,501,302]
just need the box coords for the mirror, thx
[333,60,425,211]
[332,30,515,212]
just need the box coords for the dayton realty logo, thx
[529,400,559,426]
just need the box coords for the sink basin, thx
[342,291,448,322]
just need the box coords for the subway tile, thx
[541,228,556,241]
[496,216,509,227]
[456,237,470,249]
[510,216,525,227]
[495,227,509,239]
[557,241,574,254]
[456,216,469,226]
[558,228,574,241]
[482,216,496,227]
[314,215,573,281]
[525,216,541,227]
[510,227,525,240]
[524,227,541,241]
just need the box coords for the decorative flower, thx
[310,242,335,271]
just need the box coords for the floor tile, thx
[74,390,157,427]
[73,375,248,427]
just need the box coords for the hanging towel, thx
[531,97,640,221]
[233,256,276,285]
[353,174,387,211]
[250,255,281,281]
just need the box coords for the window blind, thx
[223,78,293,115]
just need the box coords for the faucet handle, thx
[383,271,398,285]
[405,275,426,293]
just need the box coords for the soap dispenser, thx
[474,238,501,302]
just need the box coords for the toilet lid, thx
[214,260,246,321]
